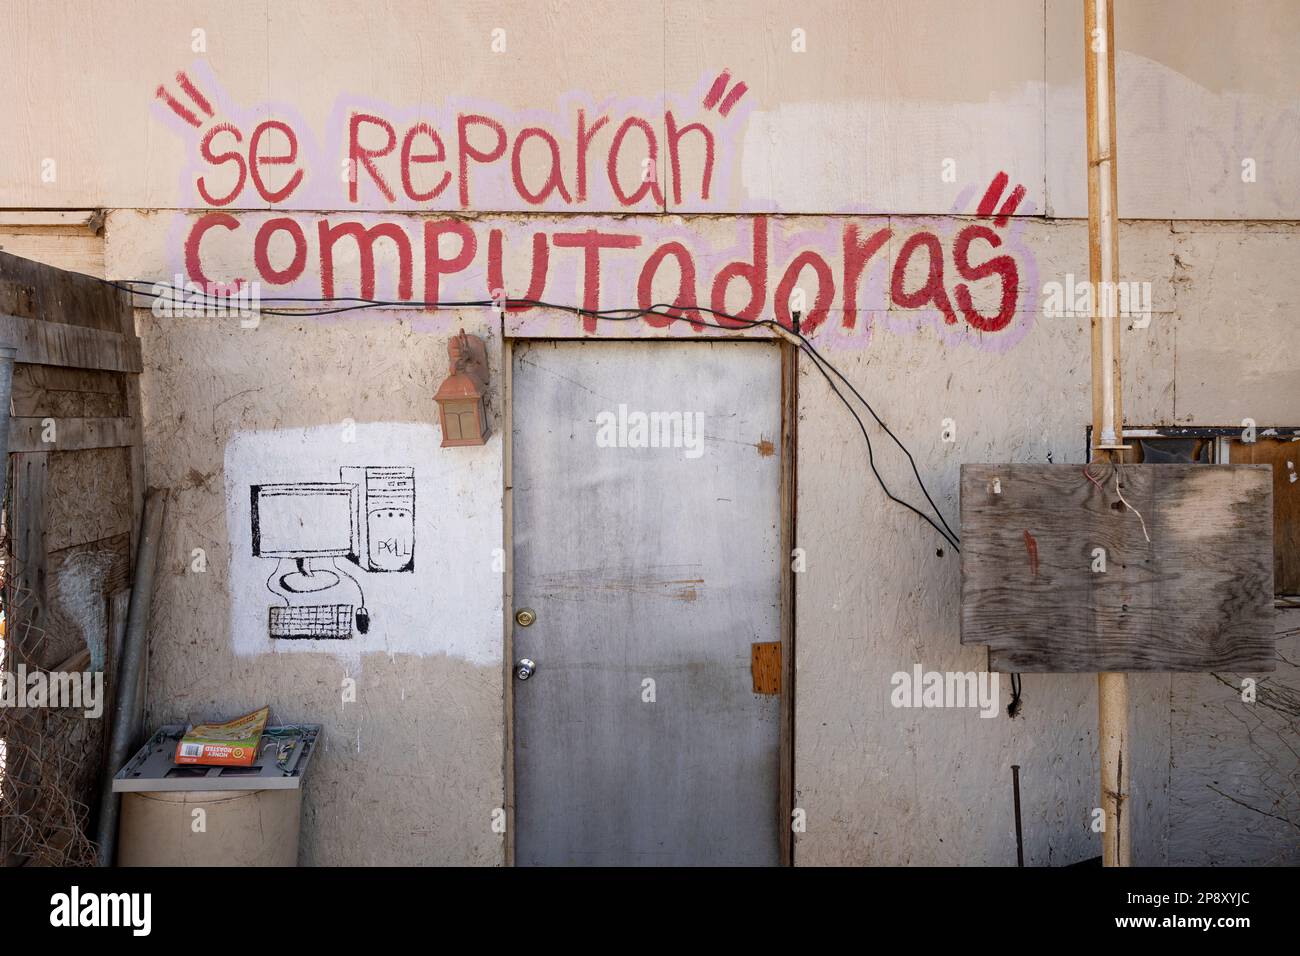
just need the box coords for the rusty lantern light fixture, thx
[435,330,490,447]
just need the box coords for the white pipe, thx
[1085,0,1131,868]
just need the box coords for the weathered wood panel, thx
[0,248,124,332]
[0,217,105,280]
[960,463,1275,672]
[0,315,141,372]
[44,447,134,554]
[1229,439,1300,595]
[10,365,125,418]
[8,451,50,656]
[7,417,132,452]
[0,251,145,867]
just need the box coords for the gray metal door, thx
[511,339,784,866]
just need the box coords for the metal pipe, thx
[1085,0,1125,450]
[1084,0,1131,867]
[1097,670,1130,865]
[95,488,167,866]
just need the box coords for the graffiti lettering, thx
[155,67,1036,348]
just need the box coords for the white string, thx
[1113,465,1151,543]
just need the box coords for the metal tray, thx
[111,723,321,792]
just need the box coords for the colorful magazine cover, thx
[174,706,269,767]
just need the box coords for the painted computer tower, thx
[342,465,415,572]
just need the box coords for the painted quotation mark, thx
[975,171,1026,227]
[156,71,214,128]
[702,69,748,117]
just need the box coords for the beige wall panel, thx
[665,0,1046,215]
[0,0,270,208]
[1,0,668,213]
[261,0,667,213]
[6,1,1298,217]
[1046,0,1300,219]
[1169,222,1300,424]
[0,228,104,277]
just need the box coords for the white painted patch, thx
[53,550,118,672]
[224,422,501,664]
[740,85,1044,213]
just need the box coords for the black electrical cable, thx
[793,336,960,552]
[787,329,960,546]
[97,276,961,553]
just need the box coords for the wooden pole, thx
[1084,0,1131,867]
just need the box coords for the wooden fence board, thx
[0,250,144,867]
[0,314,141,372]
[10,365,125,418]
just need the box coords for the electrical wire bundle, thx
[105,277,961,556]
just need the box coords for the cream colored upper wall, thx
[3,0,1295,217]
[1045,0,1300,219]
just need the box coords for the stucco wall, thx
[0,0,1295,865]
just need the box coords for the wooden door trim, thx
[778,340,797,867]
[502,332,516,867]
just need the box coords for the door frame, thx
[500,333,798,866]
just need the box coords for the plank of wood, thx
[1229,438,1300,595]
[0,232,104,278]
[10,365,126,418]
[7,417,132,452]
[960,463,1275,672]
[778,341,797,867]
[751,641,782,694]
[123,366,146,563]
[0,211,101,229]
[44,447,134,553]
[0,248,126,333]
[0,314,141,372]
[9,452,50,658]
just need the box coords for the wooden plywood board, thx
[0,315,142,372]
[751,641,782,695]
[0,228,105,278]
[8,417,132,452]
[1228,438,1300,595]
[44,447,134,553]
[960,463,1275,673]
[8,452,50,656]
[10,365,126,418]
[0,249,125,333]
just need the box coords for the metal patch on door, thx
[750,642,781,695]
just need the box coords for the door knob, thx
[515,658,536,681]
